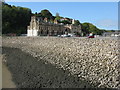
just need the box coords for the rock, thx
[2,37,119,88]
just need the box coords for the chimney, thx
[72,19,75,24]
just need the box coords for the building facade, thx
[27,16,82,36]
[102,31,120,37]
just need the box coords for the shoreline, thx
[2,46,93,88]
[2,62,16,88]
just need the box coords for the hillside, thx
[2,2,107,35]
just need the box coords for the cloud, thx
[96,19,118,29]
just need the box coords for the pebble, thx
[2,36,120,88]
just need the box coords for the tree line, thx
[2,2,32,35]
[2,2,112,36]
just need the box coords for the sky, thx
[7,2,118,30]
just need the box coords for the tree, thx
[81,22,104,35]
[40,9,52,20]
[2,2,32,34]
[2,2,105,36]
[81,23,90,35]
[55,16,62,21]
[74,20,80,25]
[60,20,71,24]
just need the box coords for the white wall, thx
[27,30,32,36]
[33,30,38,36]
[27,30,38,36]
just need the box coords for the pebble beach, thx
[2,36,120,88]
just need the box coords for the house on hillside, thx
[27,16,82,36]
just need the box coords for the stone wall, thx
[27,16,82,36]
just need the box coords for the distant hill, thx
[34,9,105,35]
[2,2,107,35]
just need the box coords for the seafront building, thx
[27,16,82,36]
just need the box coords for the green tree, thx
[81,23,90,35]
[55,16,61,21]
[2,2,32,34]
[74,20,81,25]
[40,9,52,20]
[81,22,104,35]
